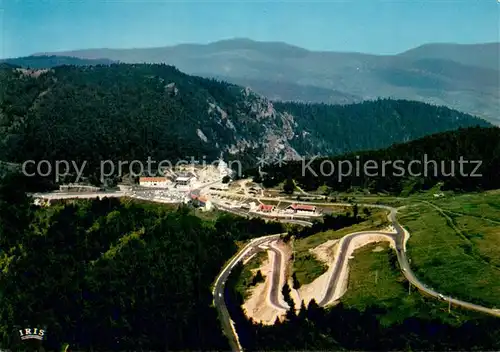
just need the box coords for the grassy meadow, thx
[399,191,500,308]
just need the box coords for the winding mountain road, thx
[266,241,289,310]
[317,231,397,306]
[31,188,500,352]
[211,234,286,351]
[212,201,500,352]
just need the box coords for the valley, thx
[17,40,500,126]
[22,172,500,351]
[0,5,499,348]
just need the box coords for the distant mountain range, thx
[0,55,116,68]
[24,38,499,125]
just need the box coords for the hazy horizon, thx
[23,37,499,58]
[2,0,499,59]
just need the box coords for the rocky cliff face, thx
[0,64,310,174]
[197,86,306,163]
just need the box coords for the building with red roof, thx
[139,177,171,188]
[258,204,275,213]
[286,203,317,213]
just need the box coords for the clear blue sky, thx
[1,0,499,58]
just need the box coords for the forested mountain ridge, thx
[0,55,117,68]
[397,42,500,70]
[279,100,490,156]
[0,63,303,172]
[256,126,500,195]
[0,63,491,183]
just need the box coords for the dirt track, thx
[243,227,397,323]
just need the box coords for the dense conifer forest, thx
[0,172,284,351]
[256,126,500,194]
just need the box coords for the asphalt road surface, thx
[213,202,500,352]
[32,191,126,199]
[317,231,397,306]
[212,234,283,352]
[266,241,289,310]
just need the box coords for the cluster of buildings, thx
[59,184,101,192]
[138,160,232,189]
[254,203,319,215]
[285,203,318,214]
[138,172,198,188]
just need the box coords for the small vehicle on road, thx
[438,294,445,300]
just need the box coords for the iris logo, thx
[19,328,45,341]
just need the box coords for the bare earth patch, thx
[243,226,401,321]
[242,254,285,325]
[326,233,396,305]
[311,239,340,263]
[292,240,340,307]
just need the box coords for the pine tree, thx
[363,207,371,217]
[283,177,295,195]
[306,299,322,323]
[292,272,300,290]
[251,270,264,286]
[298,300,307,321]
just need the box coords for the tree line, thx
[277,99,491,158]
[284,207,366,240]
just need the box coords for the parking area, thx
[129,188,187,203]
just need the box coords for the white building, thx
[59,184,101,192]
[286,203,318,214]
[204,200,213,211]
[139,177,171,188]
[175,175,197,186]
[217,159,233,178]
[196,195,213,211]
